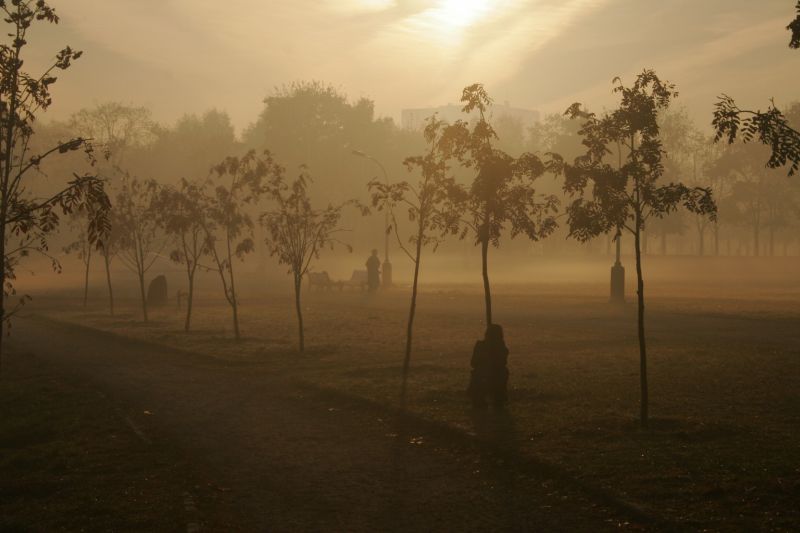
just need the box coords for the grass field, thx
[30,270,800,530]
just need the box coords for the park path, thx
[9,316,630,532]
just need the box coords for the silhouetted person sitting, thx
[366,249,381,292]
[467,324,509,410]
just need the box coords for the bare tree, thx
[63,214,93,307]
[0,1,110,366]
[69,102,155,168]
[115,175,163,322]
[261,168,356,352]
[99,228,118,316]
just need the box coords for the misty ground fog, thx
[2,1,800,532]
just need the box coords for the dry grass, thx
[35,278,800,530]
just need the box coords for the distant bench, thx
[307,270,369,291]
[343,270,368,291]
[307,271,342,291]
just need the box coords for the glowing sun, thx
[428,0,494,31]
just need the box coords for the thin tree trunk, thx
[754,229,759,257]
[634,221,648,428]
[400,226,425,409]
[226,235,240,340]
[769,226,775,257]
[294,273,304,353]
[714,222,720,256]
[661,233,667,255]
[184,272,194,332]
[138,271,148,322]
[103,251,114,316]
[83,247,91,307]
[698,225,704,256]
[481,236,492,326]
[0,234,5,374]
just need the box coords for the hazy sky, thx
[30,0,800,134]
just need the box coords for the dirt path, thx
[9,316,638,532]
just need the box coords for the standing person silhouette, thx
[366,249,381,292]
[467,324,509,410]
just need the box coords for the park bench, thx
[343,269,369,291]
[307,271,343,291]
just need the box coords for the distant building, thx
[401,101,540,131]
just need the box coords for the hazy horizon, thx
[25,0,800,134]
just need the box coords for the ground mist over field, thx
[17,251,800,305]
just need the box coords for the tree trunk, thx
[714,222,720,256]
[400,227,425,410]
[754,222,760,257]
[138,272,148,322]
[769,226,775,257]
[481,236,492,326]
[697,226,704,256]
[83,247,91,307]
[634,222,648,428]
[184,273,194,332]
[226,236,240,340]
[0,233,5,373]
[103,251,114,316]
[661,233,667,255]
[294,273,304,353]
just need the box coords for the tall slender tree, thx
[63,213,93,307]
[552,70,716,427]
[261,168,356,352]
[115,176,163,322]
[369,116,462,406]
[441,84,559,326]
[202,151,270,340]
[99,225,118,316]
[158,179,209,332]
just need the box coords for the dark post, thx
[382,206,392,288]
[610,229,625,304]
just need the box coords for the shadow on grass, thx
[297,380,670,529]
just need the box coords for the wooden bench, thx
[342,269,369,291]
[307,271,342,291]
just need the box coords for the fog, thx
[3,1,800,531]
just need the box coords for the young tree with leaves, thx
[552,70,716,427]
[261,168,356,352]
[369,116,462,406]
[441,84,559,326]
[0,1,110,366]
[158,179,209,332]
[202,151,269,340]
[115,176,163,322]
